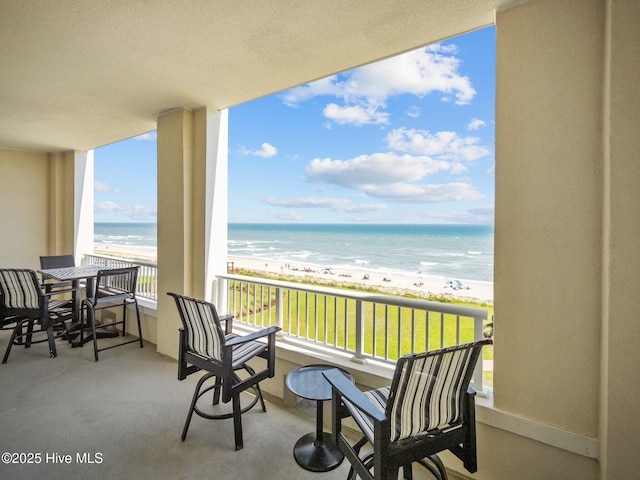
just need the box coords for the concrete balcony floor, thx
[0,332,439,480]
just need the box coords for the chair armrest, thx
[225,326,281,347]
[219,314,234,335]
[323,369,386,423]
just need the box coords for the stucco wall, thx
[0,148,51,268]
[490,0,604,478]
[495,0,602,433]
[601,0,640,476]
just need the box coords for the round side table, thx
[286,364,354,472]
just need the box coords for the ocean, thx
[95,223,494,283]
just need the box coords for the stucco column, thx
[156,107,228,358]
[45,149,92,260]
[599,0,640,478]
[492,1,603,478]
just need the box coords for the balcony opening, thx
[93,131,158,264]
[227,26,495,389]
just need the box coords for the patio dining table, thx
[39,265,118,347]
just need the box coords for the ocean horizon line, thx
[95,222,494,283]
[95,221,494,227]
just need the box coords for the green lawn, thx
[229,269,494,367]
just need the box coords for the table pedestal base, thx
[293,432,344,472]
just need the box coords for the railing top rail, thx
[219,273,488,320]
[84,253,158,268]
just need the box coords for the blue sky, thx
[95,26,495,225]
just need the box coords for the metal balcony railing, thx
[82,254,158,300]
[217,273,490,391]
[81,255,490,390]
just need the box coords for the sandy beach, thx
[227,255,493,303]
[93,244,493,303]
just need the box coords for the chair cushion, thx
[0,270,40,309]
[187,334,267,371]
[345,347,476,444]
[225,334,268,370]
[344,387,390,444]
[390,348,475,441]
[180,298,225,361]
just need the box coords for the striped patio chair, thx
[323,339,491,480]
[168,292,280,451]
[0,268,74,363]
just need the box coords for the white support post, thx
[74,150,94,264]
[203,109,229,307]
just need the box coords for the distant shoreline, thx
[227,255,493,303]
[93,244,493,303]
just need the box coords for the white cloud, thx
[239,142,278,158]
[281,77,341,107]
[468,118,486,130]
[95,201,156,221]
[272,210,302,221]
[323,103,389,126]
[409,206,494,224]
[281,44,476,126]
[468,206,495,217]
[264,196,387,213]
[265,197,350,209]
[359,182,483,203]
[95,181,118,192]
[385,128,490,162]
[95,201,119,211]
[134,131,157,141]
[406,106,421,118]
[306,153,450,189]
[302,132,490,204]
[341,203,388,213]
[254,142,277,158]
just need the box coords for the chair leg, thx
[403,464,413,480]
[254,383,267,412]
[232,394,243,451]
[25,319,35,348]
[89,307,100,362]
[2,320,22,363]
[416,455,448,480]
[242,364,267,412]
[46,324,57,358]
[122,303,127,337]
[182,372,214,441]
[212,377,222,405]
[134,301,143,348]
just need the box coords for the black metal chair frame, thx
[39,254,81,338]
[82,266,143,361]
[324,339,491,480]
[168,292,280,451]
[1,269,76,363]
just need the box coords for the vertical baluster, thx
[384,305,389,361]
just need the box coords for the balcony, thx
[0,313,474,480]
[82,254,492,393]
[0,336,359,479]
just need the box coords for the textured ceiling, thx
[0,0,513,152]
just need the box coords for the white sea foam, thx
[96,223,494,283]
